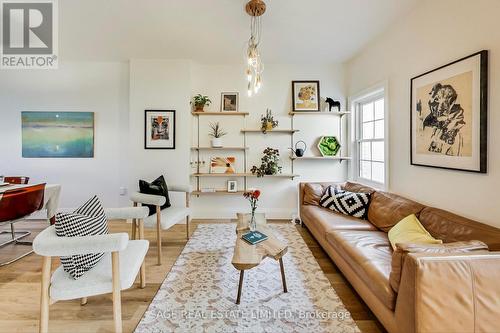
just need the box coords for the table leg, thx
[236,270,245,304]
[279,258,288,293]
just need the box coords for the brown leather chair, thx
[0,183,45,266]
[4,176,30,184]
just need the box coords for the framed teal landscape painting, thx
[22,112,94,158]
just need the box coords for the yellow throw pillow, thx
[388,214,442,250]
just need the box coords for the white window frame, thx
[348,81,389,190]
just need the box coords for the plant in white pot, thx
[209,122,227,148]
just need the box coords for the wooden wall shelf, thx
[192,112,249,116]
[289,111,350,116]
[192,190,246,196]
[240,129,299,134]
[191,147,249,151]
[290,156,352,161]
[191,173,299,179]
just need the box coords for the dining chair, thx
[4,176,30,184]
[0,183,45,266]
[33,206,150,333]
[130,184,191,265]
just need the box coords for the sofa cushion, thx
[320,186,371,219]
[301,206,377,238]
[326,230,395,310]
[388,214,442,250]
[303,183,325,206]
[368,191,425,232]
[343,181,377,194]
[419,207,500,251]
[389,240,489,293]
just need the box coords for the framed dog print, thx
[145,110,176,149]
[292,81,320,112]
[410,50,487,173]
[221,92,239,112]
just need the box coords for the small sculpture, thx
[325,98,341,112]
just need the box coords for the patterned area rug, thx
[135,224,360,333]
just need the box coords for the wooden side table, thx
[231,213,288,304]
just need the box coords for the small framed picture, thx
[227,180,237,193]
[221,92,239,112]
[145,110,175,149]
[292,80,320,112]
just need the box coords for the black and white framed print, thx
[410,50,488,173]
[144,110,176,149]
[292,80,320,112]
[221,92,239,112]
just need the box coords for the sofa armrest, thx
[130,192,166,206]
[395,252,500,333]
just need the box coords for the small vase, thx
[211,138,223,148]
[249,210,257,231]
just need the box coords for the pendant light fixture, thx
[245,0,266,97]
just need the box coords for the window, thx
[354,92,386,185]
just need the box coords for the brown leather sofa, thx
[299,181,500,333]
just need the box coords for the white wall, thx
[0,61,129,208]
[345,0,500,227]
[190,63,347,219]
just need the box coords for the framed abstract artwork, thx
[22,111,94,158]
[410,50,488,173]
[144,110,176,149]
[221,92,239,112]
[292,80,320,112]
[210,156,236,174]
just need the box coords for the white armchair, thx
[32,206,149,333]
[130,184,192,265]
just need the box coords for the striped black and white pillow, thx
[55,196,109,279]
[319,186,371,219]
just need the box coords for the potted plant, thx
[250,147,282,177]
[191,94,212,112]
[209,122,227,148]
[260,109,278,133]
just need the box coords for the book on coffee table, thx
[242,230,268,245]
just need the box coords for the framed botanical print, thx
[221,92,239,112]
[210,156,236,174]
[410,50,487,173]
[144,110,176,149]
[292,80,320,112]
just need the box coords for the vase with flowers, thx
[243,189,261,231]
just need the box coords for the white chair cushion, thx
[144,206,191,230]
[49,240,149,301]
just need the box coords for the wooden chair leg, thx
[186,216,190,240]
[80,297,88,306]
[131,219,137,240]
[111,252,122,333]
[156,206,162,266]
[138,219,146,288]
[40,256,51,333]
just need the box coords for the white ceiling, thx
[60,0,418,64]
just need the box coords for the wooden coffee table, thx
[231,213,288,304]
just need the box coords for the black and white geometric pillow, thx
[319,186,371,219]
[55,196,109,279]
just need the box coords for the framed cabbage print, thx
[410,50,487,173]
[145,110,176,149]
[292,80,320,112]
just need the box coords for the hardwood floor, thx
[0,220,385,333]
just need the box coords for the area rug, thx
[135,224,360,333]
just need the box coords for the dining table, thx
[0,183,61,223]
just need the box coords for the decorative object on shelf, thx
[208,122,227,147]
[325,98,341,112]
[318,136,341,157]
[245,0,266,96]
[260,108,278,133]
[21,112,94,158]
[290,140,307,157]
[411,50,487,173]
[292,81,320,112]
[243,189,261,231]
[190,94,212,112]
[144,110,176,149]
[251,147,282,177]
[221,92,239,112]
[227,180,238,193]
[210,157,236,174]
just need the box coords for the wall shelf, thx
[291,156,352,161]
[240,129,299,134]
[191,147,249,151]
[289,111,350,116]
[191,173,299,179]
[191,111,249,116]
[192,190,246,196]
